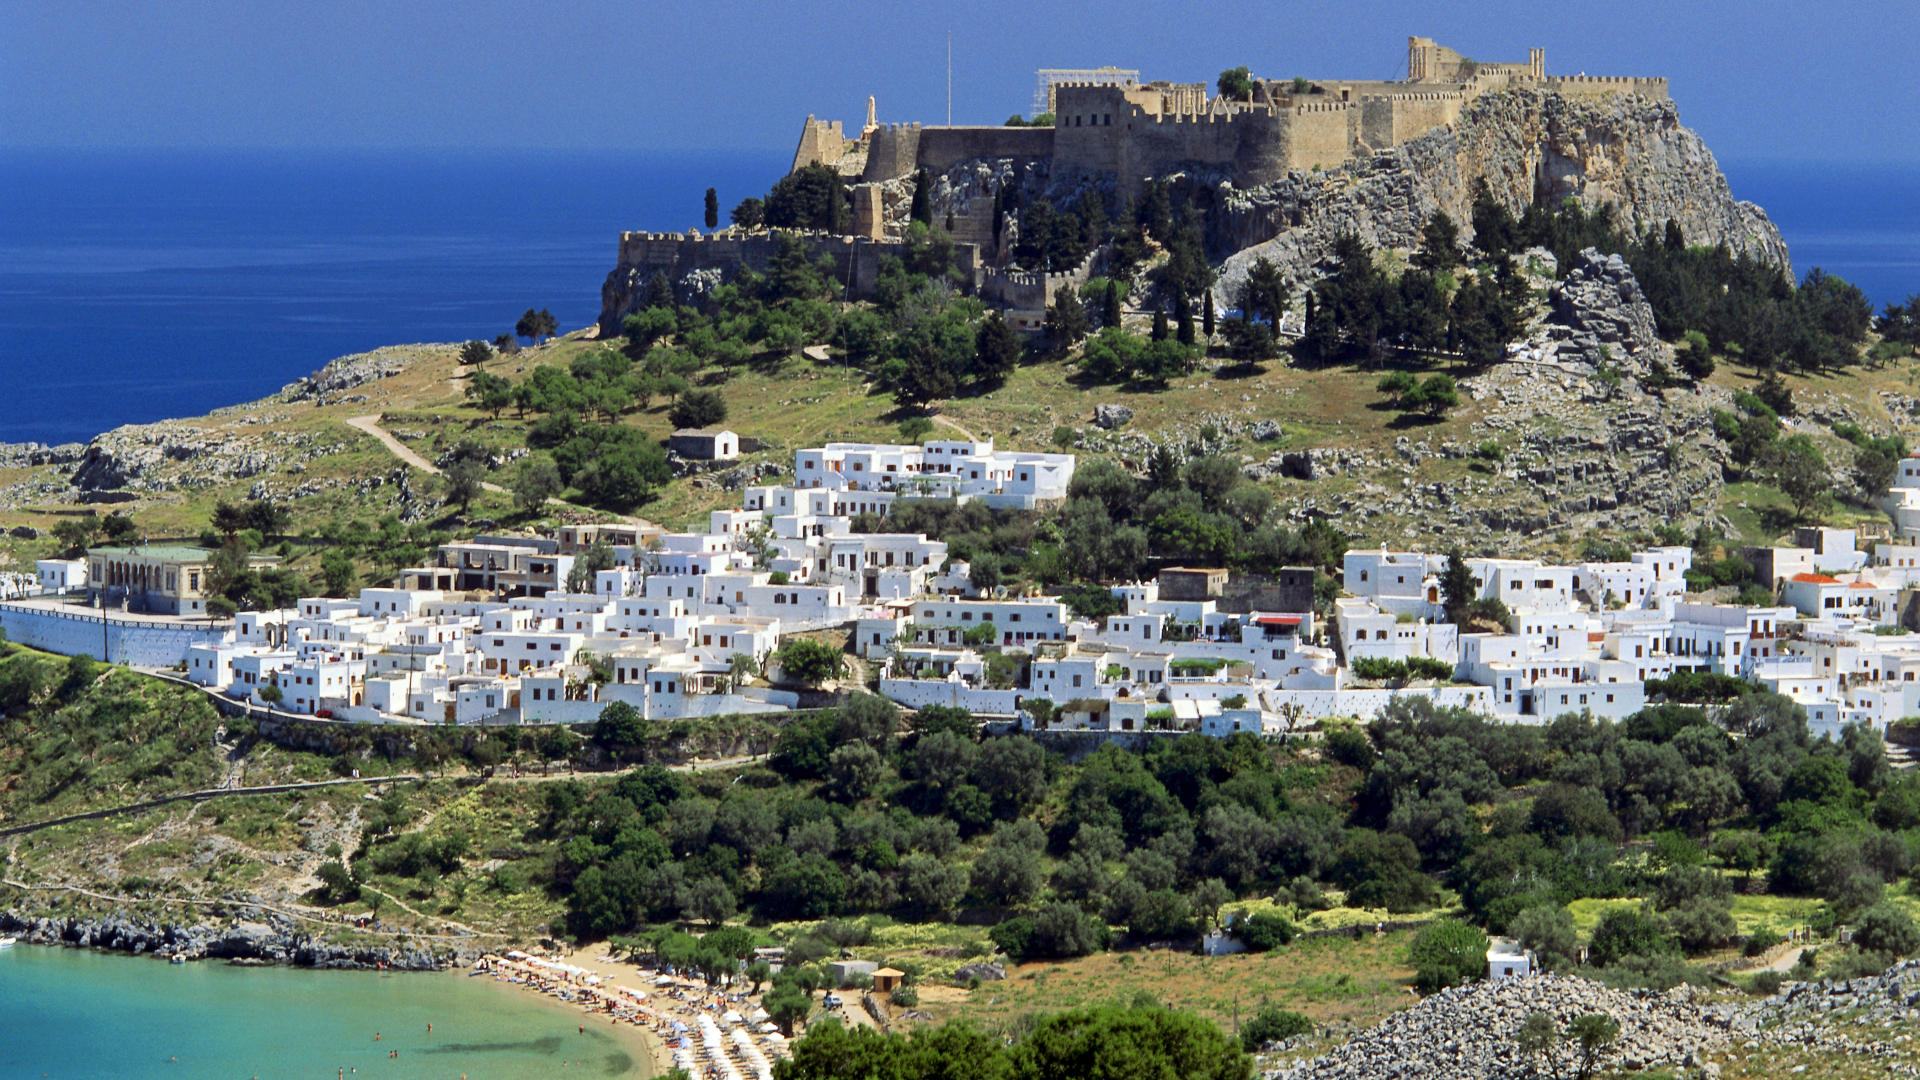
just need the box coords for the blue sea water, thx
[0,150,1911,447]
[0,149,785,446]
[0,944,652,1079]
[1720,159,1920,310]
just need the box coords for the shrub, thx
[1853,903,1920,958]
[1409,919,1488,992]
[1240,1004,1312,1050]
[1749,970,1783,996]
[1588,906,1673,967]
[988,916,1033,958]
[1323,725,1374,770]
[890,985,919,1008]
[1743,925,1783,957]
[1238,911,1297,952]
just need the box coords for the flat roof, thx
[87,544,217,561]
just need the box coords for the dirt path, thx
[931,415,979,442]
[346,414,506,493]
[0,774,422,840]
[1742,945,1807,974]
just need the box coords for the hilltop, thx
[2,41,1913,571]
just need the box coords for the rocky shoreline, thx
[0,907,479,971]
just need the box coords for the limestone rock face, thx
[1548,247,1667,376]
[1093,404,1133,429]
[1214,85,1789,304]
[63,419,349,497]
[0,909,463,971]
[279,344,437,404]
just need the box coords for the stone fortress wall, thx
[606,37,1675,334]
[794,36,1670,194]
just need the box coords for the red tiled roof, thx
[1790,573,1840,584]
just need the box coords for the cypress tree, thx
[1151,307,1170,341]
[1203,291,1216,339]
[1175,293,1195,345]
[1104,280,1122,328]
[704,187,719,230]
[910,168,933,226]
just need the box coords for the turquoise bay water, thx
[0,945,651,1080]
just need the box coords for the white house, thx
[35,559,87,595]
[1487,939,1535,980]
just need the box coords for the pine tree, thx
[975,312,1021,384]
[704,187,719,230]
[1411,210,1460,273]
[1046,289,1090,350]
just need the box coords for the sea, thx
[0,148,786,447]
[0,150,1911,447]
[0,944,652,1080]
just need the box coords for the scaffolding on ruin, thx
[1032,67,1138,116]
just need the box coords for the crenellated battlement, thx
[779,36,1670,208]
[1545,74,1669,100]
[1362,90,1465,103]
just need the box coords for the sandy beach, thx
[459,960,671,1077]
[468,943,793,1080]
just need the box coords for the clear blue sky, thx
[5,0,1915,163]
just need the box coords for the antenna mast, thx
[946,32,952,126]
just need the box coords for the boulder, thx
[1093,404,1133,430]
[954,961,1007,983]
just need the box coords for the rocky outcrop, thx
[1271,974,1723,1080]
[0,909,470,970]
[279,344,442,404]
[0,441,85,469]
[1752,959,1920,1034]
[1216,85,1789,304]
[1093,404,1134,429]
[1547,247,1668,377]
[66,420,351,496]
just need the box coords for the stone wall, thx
[0,603,228,666]
[915,127,1054,173]
[980,244,1107,312]
[1360,91,1465,149]
[878,678,1022,715]
[1546,75,1669,101]
[1285,101,1354,172]
[862,124,923,181]
[792,116,848,173]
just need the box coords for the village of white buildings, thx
[12,437,1920,743]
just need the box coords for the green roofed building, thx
[87,544,279,616]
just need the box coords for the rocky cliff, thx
[1214,85,1788,303]
[0,908,469,970]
